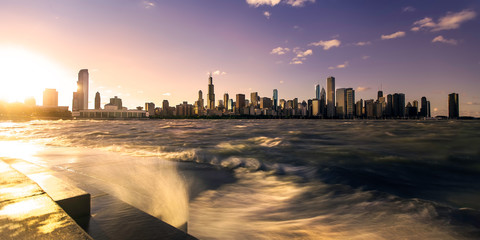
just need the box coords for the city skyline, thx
[0,0,479,116]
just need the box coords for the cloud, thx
[142,0,155,9]
[212,70,227,75]
[285,0,315,7]
[362,56,370,60]
[289,48,313,64]
[328,61,348,69]
[263,11,271,19]
[356,86,371,92]
[270,47,290,55]
[246,0,281,7]
[355,41,371,46]
[162,93,171,96]
[309,39,341,50]
[432,36,458,45]
[402,6,415,12]
[466,102,480,105]
[411,9,476,32]
[279,80,284,84]
[246,0,314,7]
[381,31,406,40]
[296,49,312,58]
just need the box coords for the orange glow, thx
[0,46,74,105]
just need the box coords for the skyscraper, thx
[448,93,459,119]
[197,90,204,115]
[315,84,320,99]
[95,92,101,110]
[336,88,346,118]
[320,87,326,117]
[273,89,278,110]
[223,93,229,112]
[250,92,259,108]
[420,97,428,117]
[393,93,405,118]
[345,88,355,118]
[236,94,245,109]
[207,75,215,110]
[326,76,335,118]
[377,90,383,101]
[43,88,58,107]
[72,69,89,111]
[145,102,155,116]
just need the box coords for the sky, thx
[0,0,479,116]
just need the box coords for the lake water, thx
[1,119,479,239]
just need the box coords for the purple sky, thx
[1,0,479,116]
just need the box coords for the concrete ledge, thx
[6,159,91,219]
[28,173,91,219]
[0,160,92,240]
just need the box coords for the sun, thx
[0,46,74,106]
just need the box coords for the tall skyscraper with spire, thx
[326,76,335,118]
[72,69,89,111]
[207,74,215,110]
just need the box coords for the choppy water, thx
[1,119,479,239]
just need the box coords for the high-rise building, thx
[273,89,278,110]
[427,101,431,118]
[392,93,405,118]
[250,92,259,108]
[95,92,101,110]
[448,93,459,119]
[145,102,155,116]
[345,88,355,118]
[293,98,298,110]
[43,88,58,107]
[386,94,393,117]
[106,96,122,110]
[236,94,245,109]
[336,88,346,118]
[207,75,215,110]
[72,69,89,111]
[315,84,320,99]
[197,90,204,114]
[260,97,273,109]
[420,97,427,117]
[223,93,229,112]
[377,90,383,101]
[356,99,364,118]
[320,87,326,117]
[326,76,335,118]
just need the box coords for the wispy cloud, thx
[142,0,155,9]
[284,0,315,7]
[295,49,312,58]
[290,48,313,65]
[411,9,476,32]
[362,56,370,60]
[263,11,271,19]
[270,47,290,55]
[328,61,348,70]
[355,41,371,46]
[309,39,341,50]
[432,36,458,45]
[212,70,227,75]
[246,0,281,7]
[356,86,371,92]
[246,0,314,7]
[162,93,171,96]
[402,6,415,13]
[466,102,480,105]
[381,31,406,40]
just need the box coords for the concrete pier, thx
[0,159,92,240]
[1,157,197,240]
